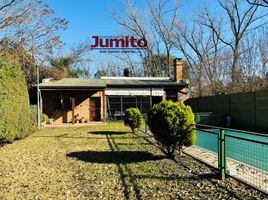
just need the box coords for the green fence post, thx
[195,113,200,123]
[218,129,226,180]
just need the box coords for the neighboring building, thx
[39,58,189,124]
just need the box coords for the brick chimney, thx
[173,58,183,82]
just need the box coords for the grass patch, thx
[0,122,265,199]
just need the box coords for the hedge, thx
[0,54,30,143]
[30,105,37,128]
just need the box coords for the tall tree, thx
[199,0,266,86]
[50,41,93,78]
[143,54,177,77]
[147,0,179,76]
[239,25,268,91]
[0,38,64,88]
[0,0,67,58]
[111,0,179,77]
[49,56,78,78]
[247,0,268,7]
[174,17,228,96]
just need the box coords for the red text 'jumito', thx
[90,36,147,49]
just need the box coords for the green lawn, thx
[0,122,265,199]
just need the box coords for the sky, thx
[45,0,121,45]
[44,0,204,74]
[45,0,203,46]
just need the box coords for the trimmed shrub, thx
[41,113,49,124]
[124,108,143,132]
[0,54,30,143]
[147,100,196,159]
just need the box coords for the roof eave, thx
[106,83,189,88]
[39,86,106,90]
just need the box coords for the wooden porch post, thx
[89,97,91,123]
[72,97,75,125]
[40,90,43,113]
[150,88,153,108]
[120,96,123,120]
[102,90,107,123]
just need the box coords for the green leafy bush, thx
[124,108,143,132]
[30,105,37,128]
[0,53,30,143]
[147,100,196,159]
[41,113,49,124]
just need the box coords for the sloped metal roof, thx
[103,78,188,87]
[39,77,188,89]
[39,78,106,89]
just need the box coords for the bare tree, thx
[110,1,152,76]
[174,19,228,96]
[111,0,179,77]
[0,0,67,58]
[110,0,268,96]
[69,42,93,78]
[147,0,179,76]
[239,25,268,91]
[199,0,266,87]
[247,0,268,7]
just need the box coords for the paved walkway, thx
[44,122,104,128]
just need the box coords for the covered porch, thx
[40,89,106,124]
[39,78,107,125]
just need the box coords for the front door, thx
[90,97,101,121]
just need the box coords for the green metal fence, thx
[140,116,268,194]
[193,124,268,194]
[185,90,268,132]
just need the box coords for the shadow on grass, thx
[0,140,10,147]
[33,135,151,140]
[33,132,110,140]
[115,142,152,146]
[67,150,163,164]
[88,131,128,135]
[133,173,219,181]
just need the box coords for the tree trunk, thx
[231,46,239,82]
[165,143,177,159]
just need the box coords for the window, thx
[53,98,72,111]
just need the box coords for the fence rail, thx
[141,118,268,194]
[192,124,268,194]
[185,91,268,132]
[196,124,268,137]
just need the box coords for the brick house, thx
[39,58,189,124]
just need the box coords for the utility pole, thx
[31,33,41,129]
[37,64,40,129]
